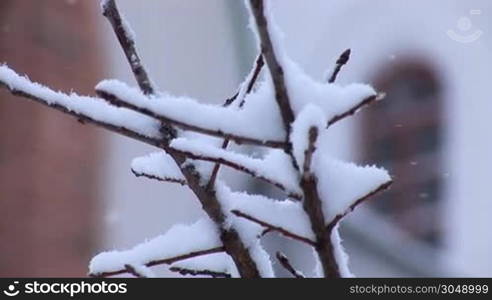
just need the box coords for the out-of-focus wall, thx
[0,1,105,276]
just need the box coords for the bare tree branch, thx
[102,0,155,95]
[300,127,340,278]
[276,252,304,278]
[0,81,164,148]
[208,54,265,188]
[131,169,187,186]
[170,146,302,200]
[124,264,147,278]
[249,0,295,133]
[327,48,351,83]
[90,247,225,278]
[169,267,231,278]
[327,180,393,231]
[231,210,315,246]
[327,93,384,127]
[96,89,286,149]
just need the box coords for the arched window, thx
[361,61,444,246]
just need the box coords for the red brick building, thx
[0,1,103,276]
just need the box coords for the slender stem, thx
[124,264,147,278]
[131,169,187,186]
[0,81,163,147]
[90,247,225,278]
[102,0,155,95]
[276,252,304,278]
[328,48,351,83]
[169,267,231,278]
[231,210,315,246]
[170,146,302,200]
[97,89,286,149]
[300,127,340,277]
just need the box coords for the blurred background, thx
[1,0,491,277]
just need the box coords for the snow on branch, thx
[169,267,231,278]
[170,137,302,199]
[131,152,187,185]
[312,155,392,226]
[0,65,163,147]
[96,80,288,149]
[168,252,238,278]
[89,218,223,277]
[276,252,305,278]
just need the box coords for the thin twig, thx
[327,180,393,231]
[231,210,315,246]
[0,81,163,148]
[209,54,265,188]
[170,146,302,200]
[169,267,231,278]
[327,93,384,127]
[328,49,351,83]
[90,247,225,278]
[276,252,304,278]
[96,89,286,149]
[102,0,155,95]
[124,264,147,278]
[131,169,187,186]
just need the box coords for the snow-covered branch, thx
[0,66,164,147]
[276,252,304,278]
[169,267,231,278]
[231,209,315,246]
[101,0,155,95]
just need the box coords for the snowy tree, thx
[0,0,392,278]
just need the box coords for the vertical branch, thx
[249,0,295,134]
[327,49,351,83]
[249,0,299,171]
[300,127,340,277]
[102,1,261,278]
[207,54,264,189]
[101,0,155,95]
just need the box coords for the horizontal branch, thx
[327,93,384,127]
[90,246,225,278]
[327,180,393,231]
[168,139,301,199]
[97,89,286,149]
[276,252,304,278]
[169,267,231,278]
[0,78,164,148]
[231,210,315,246]
[131,169,187,186]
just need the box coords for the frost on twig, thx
[0,0,393,278]
[276,252,304,278]
[131,152,186,185]
[89,218,224,277]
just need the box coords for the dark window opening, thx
[361,62,444,246]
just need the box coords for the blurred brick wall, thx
[0,0,104,276]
